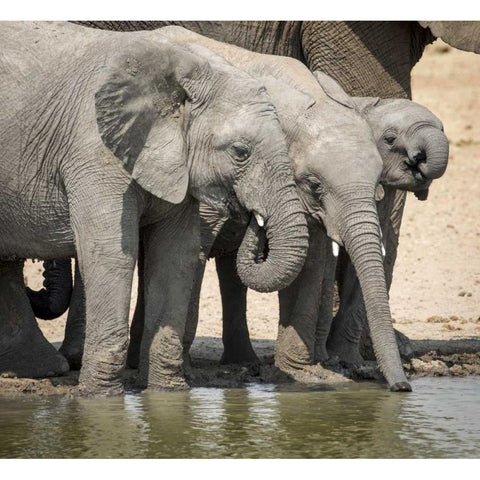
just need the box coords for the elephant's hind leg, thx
[59,261,86,370]
[216,252,260,365]
[0,260,69,378]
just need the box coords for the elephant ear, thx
[313,70,355,109]
[95,40,207,204]
[349,96,381,115]
[419,22,480,54]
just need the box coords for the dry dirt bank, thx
[4,39,479,395]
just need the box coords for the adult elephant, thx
[35,21,480,366]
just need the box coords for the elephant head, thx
[349,96,449,200]
[94,34,308,293]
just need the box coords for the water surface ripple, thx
[1,377,479,458]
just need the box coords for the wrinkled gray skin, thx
[49,29,445,391]
[35,26,450,390]
[71,20,479,364]
[325,96,449,363]
[133,31,447,391]
[0,22,308,394]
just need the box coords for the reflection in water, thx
[1,377,479,458]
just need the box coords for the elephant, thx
[0,22,309,394]
[71,20,479,366]
[39,27,448,391]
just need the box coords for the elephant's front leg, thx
[71,188,138,395]
[126,236,145,370]
[215,252,259,365]
[0,260,69,378]
[275,223,328,376]
[59,261,86,370]
[314,246,337,363]
[137,199,200,390]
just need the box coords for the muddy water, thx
[1,377,479,458]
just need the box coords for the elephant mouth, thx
[407,163,429,183]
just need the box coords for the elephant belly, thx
[0,186,75,260]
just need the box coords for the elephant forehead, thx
[377,100,443,130]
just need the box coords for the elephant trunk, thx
[236,173,309,293]
[411,126,449,180]
[337,187,411,391]
[26,259,73,320]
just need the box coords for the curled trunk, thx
[337,188,411,391]
[415,126,449,180]
[236,182,309,293]
[26,259,73,320]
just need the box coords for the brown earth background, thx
[23,39,480,378]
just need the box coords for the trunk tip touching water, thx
[390,381,412,392]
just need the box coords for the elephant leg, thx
[326,252,366,366]
[0,260,69,378]
[314,248,337,363]
[276,223,327,375]
[126,235,145,370]
[59,261,86,370]
[216,252,259,365]
[72,189,138,395]
[182,256,207,366]
[328,188,414,364]
[137,199,200,390]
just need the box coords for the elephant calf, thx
[27,27,449,392]
[0,22,308,394]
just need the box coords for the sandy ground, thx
[12,39,480,395]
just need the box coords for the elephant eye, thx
[228,141,252,162]
[384,134,396,146]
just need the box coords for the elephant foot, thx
[59,341,84,371]
[0,325,69,378]
[145,374,190,391]
[313,343,329,363]
[326,334,365,368]
[78,381,125,397]
[220,342,260,366]
[277,362,351,385]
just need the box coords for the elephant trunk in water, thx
[411,126,449,181]
[26,259,73,320]
[336,186,411,391]
[236,161,309,293]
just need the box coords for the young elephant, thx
[31,27,449,391]
[127,28,414,391]
[325,95,449,365]
[0,22,308,394]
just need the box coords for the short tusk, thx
[253,211,264,228]
[379,228,386,257]
[332,241,339,257]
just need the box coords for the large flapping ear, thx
[95,39,207,204]
[313,70,355,109]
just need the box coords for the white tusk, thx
[379,228,386,257]
[332,241,339,257]
[253,211,264,228]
